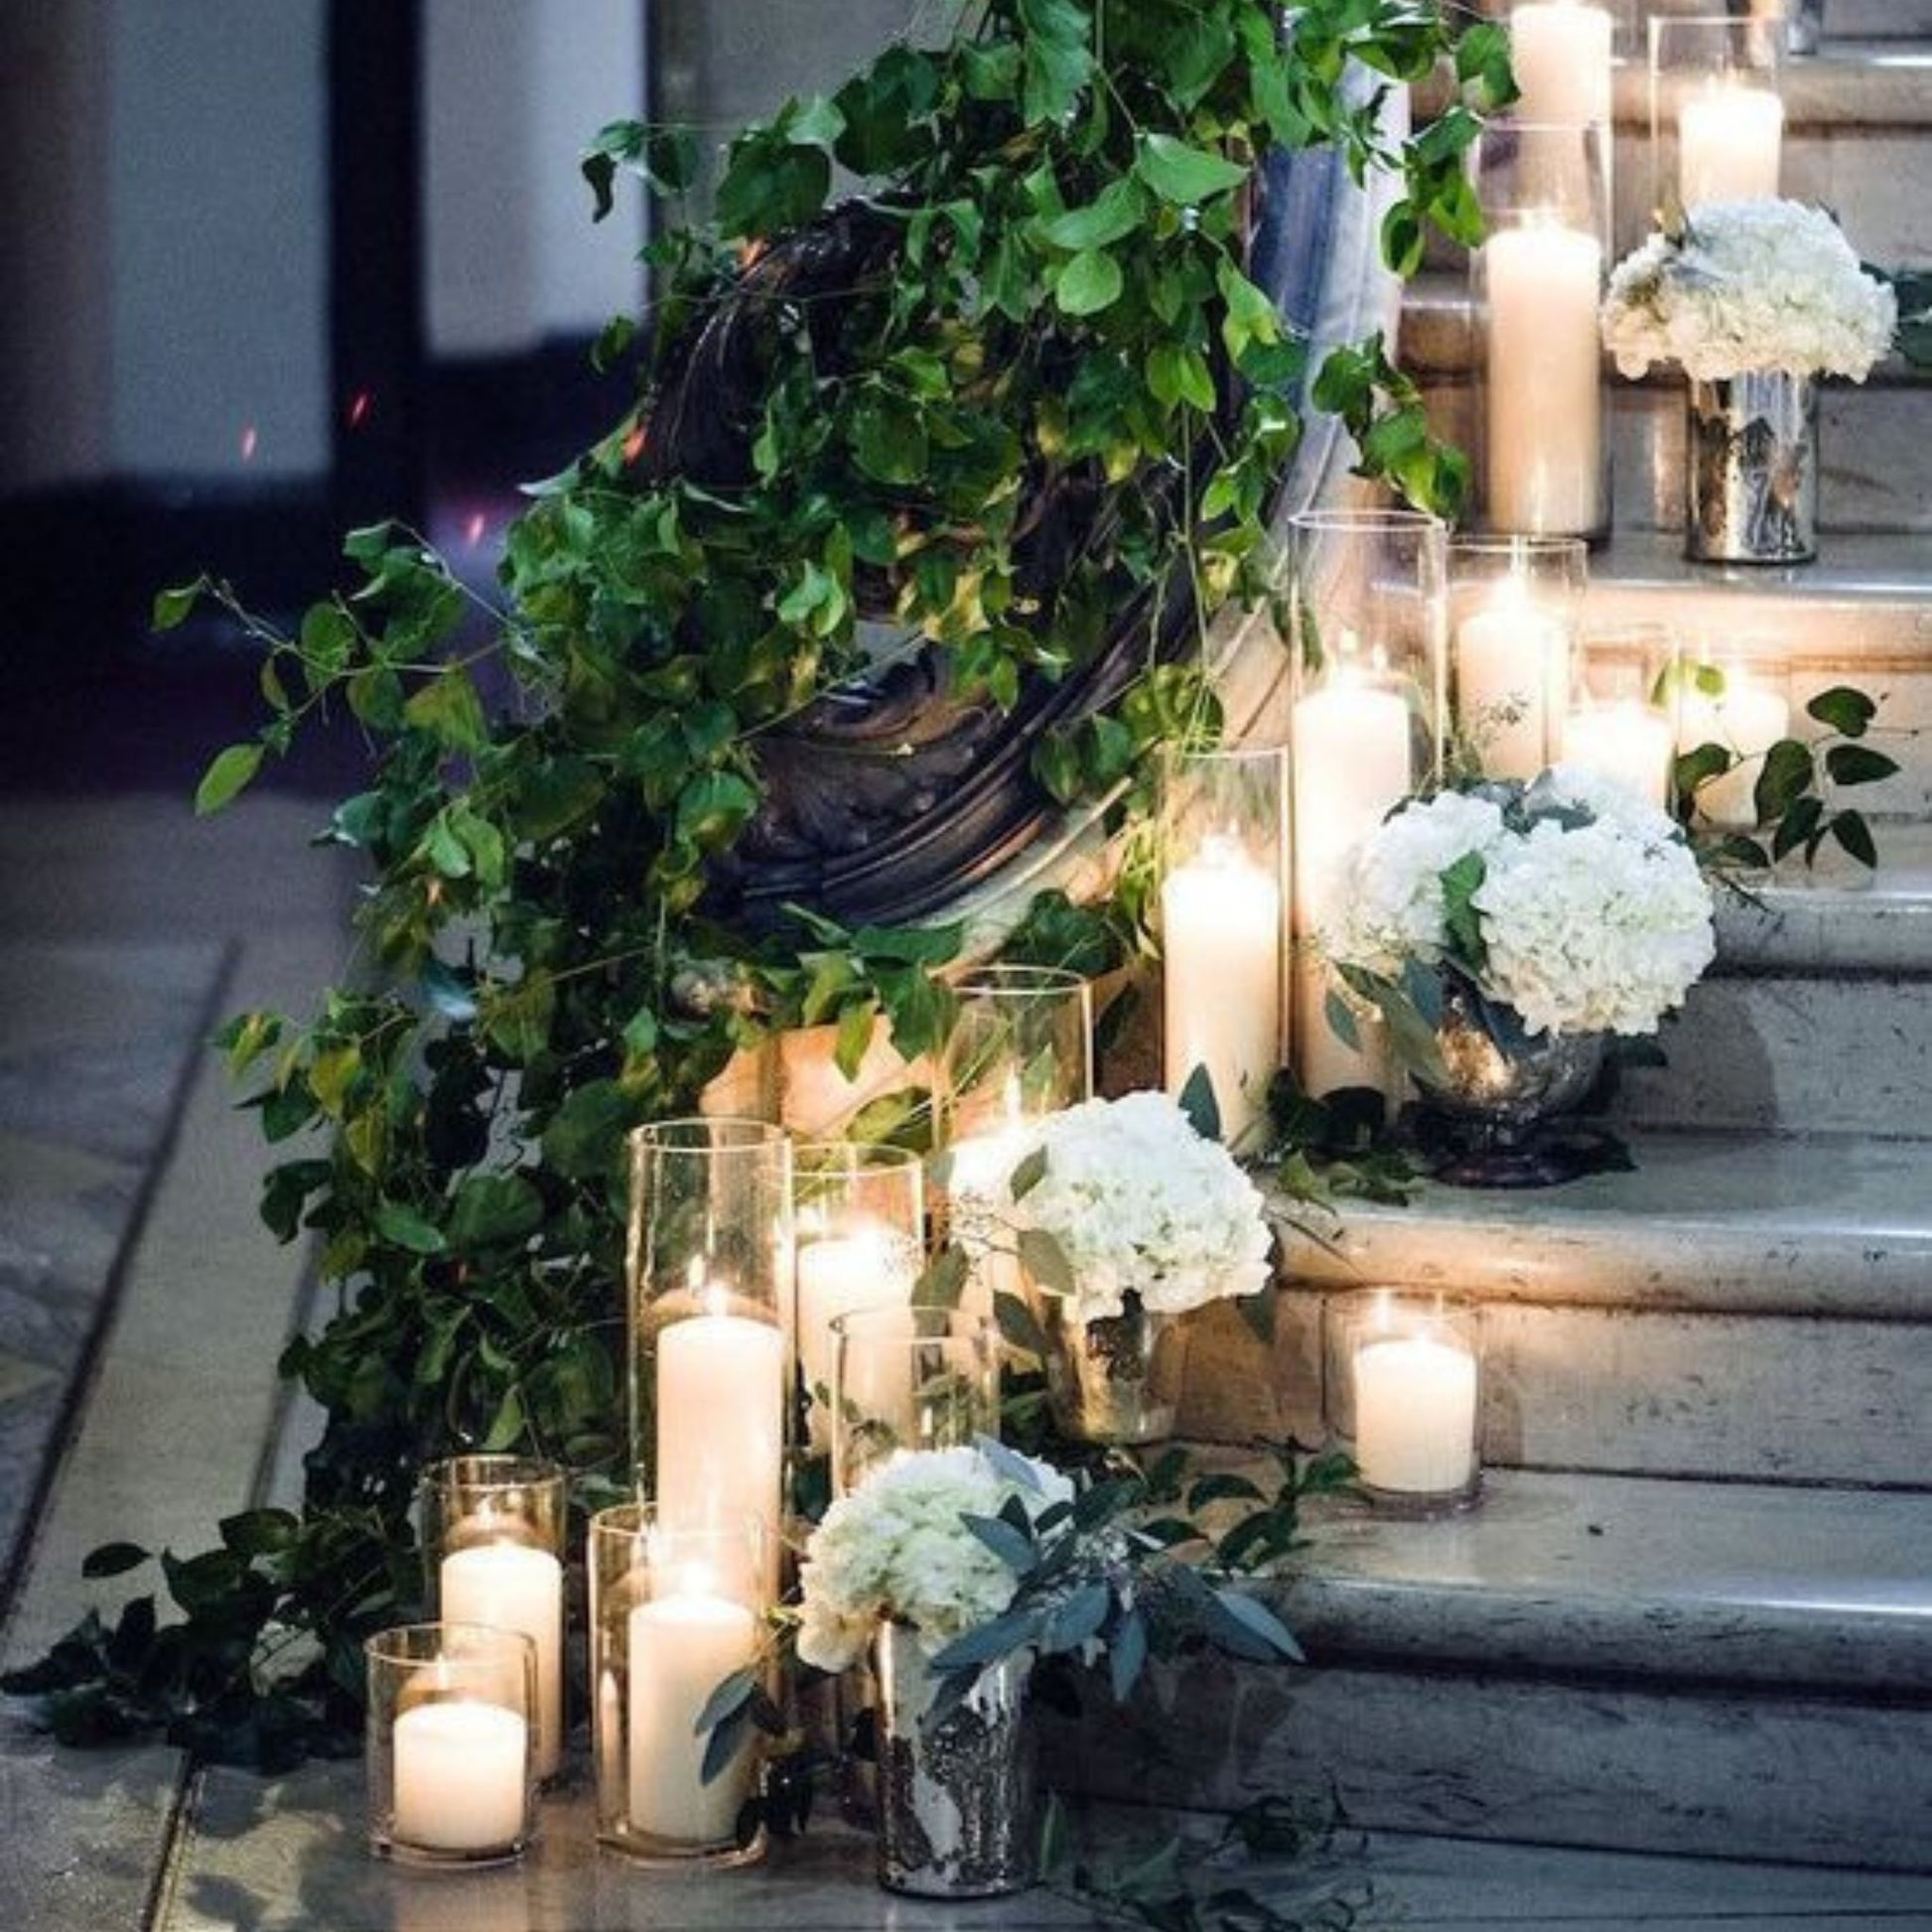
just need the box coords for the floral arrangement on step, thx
[996,1090,1274,1326]
[1601,200,1896,382]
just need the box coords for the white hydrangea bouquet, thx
[1003,1090,1273,1326]
[1327,770,1717,1043]
[1601,200,1895,381]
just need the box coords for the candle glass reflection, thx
[1450,536,1588,782]
[831,1308,1000,1497]
[1650,15,1783,214]
[590,1504,768,1867]
[627,1118,792,1602]
[1562,621,1682,811]
[1161,745,1289,1151]
[420,1454,568,1783]
[936,967,1092,1317]
[1672,643,1794,832]
[1470,120,1609,542]
[1327,1292,1483,1517]
[793,1143,925,1455]
[1288,509,1448,1099]
[365,1621,537,1865]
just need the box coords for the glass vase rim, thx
[1288,506,1447,535]
[951,963,1091,996]
[364,1620,540,1668]
[1449,533,1590,564]
[628,1115,790,1151]
[418,1451,567,1495]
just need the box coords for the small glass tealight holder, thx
[1671,643,1795,833]
[1561,621,1683,812]
[793,1143,926,1455]
[590,1504,768,1868]
[831,1308,1001,1497]
[1327,1291,1483,1517]
[366,1622,537,1866]
[1160,745,1289,1151]
[1449,535,1588,783]
[419,1453,567,1784]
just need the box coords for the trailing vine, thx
[5,0,1501,1764]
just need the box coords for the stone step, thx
[1175,1130,1932,1485]
[1044,1467,1932,1870]
[1824,3,1932,38]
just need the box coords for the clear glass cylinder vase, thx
[589,1503,768,1867]
[1160,745,1289,1151]
[793,1143,925,1456]
[1470,119,1610,542]
[626,1118,792,1602]
[1287,508,1448,1099]
[831,1308,1000,1496]
[419,1454,568,1783]
[1449,535,1589,782]
[1650,13,1784,214]
[1562,621,1682,811]
[365,1622,537,1865]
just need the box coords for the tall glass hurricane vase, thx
[626,1119,792,1604]
[1287,509,1448,1099]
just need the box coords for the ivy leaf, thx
[374,1200,447,1255]
[1754,739,1815,824]
[1055,249,1123,317]
[1830,808,1878,869]
[1825,744,1900,788]
[1807,685,1876,739]
[540,1079,635,1178]
[1018,0,1093,124]
[403,669,488,753]
[851,395,930,486]
[152,580,207,632]
[1177,1064,1222,1143]
[195,744,263,817]
[1134,133,1250,205]
[1037,179,1144,253]
[81,1542,151,1580]
[449,1174,545,1249]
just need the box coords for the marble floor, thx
[2,790,1930,1929]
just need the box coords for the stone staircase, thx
[1054,4,1932,1875]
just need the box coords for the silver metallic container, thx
[1686,372,1819,566]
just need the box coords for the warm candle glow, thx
[1679,78,1783,207]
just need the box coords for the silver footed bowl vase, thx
[1414,973,1607,1188]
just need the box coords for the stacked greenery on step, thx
[2,0,1497,1767]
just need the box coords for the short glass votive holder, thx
[1326,1291,1483,1517]
[1671,641,1795,834]
[1649,14,1784,214]
[365,1621,537,1866]
[831,1308,1001,1497]
[1449,535,1589,782]
[590,1504,768,1868]
[793,1142,926,1454]
[1561,621,1683,811]
[419,1453,567,1784]
[1160,745,1289,1150]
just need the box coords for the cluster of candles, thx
[1480,1,1788,542]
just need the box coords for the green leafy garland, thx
[5,0,1499,1766]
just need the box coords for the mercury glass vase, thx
[874,1619,1035,1898]
[1415,975,1606,1188]
[1040,1293,1191,1447]
[1685,373,1819,566]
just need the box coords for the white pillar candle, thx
[1679,677,1791,830]
[439,1541,565,1782]
[1162,832,1285,1147]
[1455,593,1573,781]
[945,1112,1033,1319]
[1562,700,1675,809]
[1679,81,1783,207]
[1509,2,1612,127]
[1290,667,1412,1095]
[656,1302,786,1599]
[1353,1332,1479,1495]
[626,1587,759,1845]
[796,1227,916,1450]
[391,1699,529,1854]
[1483,223,1603,537]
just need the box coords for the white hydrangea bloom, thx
[1601,200,1896,382]
[1322,790,1510,975]
[1327,783,1717,1039]
[1474,818,1716,1036]
[794,1445,1073,1672]
[1003,1090,1273,1323]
